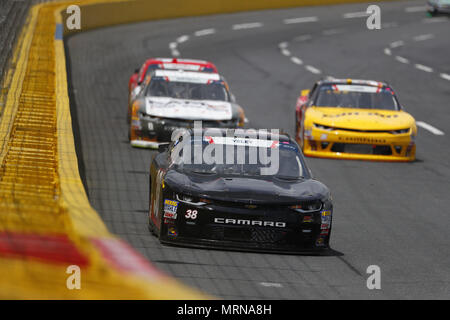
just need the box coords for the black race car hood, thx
[164,170,330,204]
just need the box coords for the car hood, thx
[164,170,329,204]
[145,97,233,120]
[307,107,415,131]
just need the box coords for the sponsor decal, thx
[168,226,178,237]
[164,218,175,225]
[333,84,379,93]
[164,211,177,219]
[303,215,313,223]
[321,211,331,218]
[321,211,331,232]
[214,217,286,228]
[205,136,279,149]
[164,199,178,214]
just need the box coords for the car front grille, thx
[331,143,392,155]
[206,226,286,243]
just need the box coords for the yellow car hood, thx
[307,107,415,131]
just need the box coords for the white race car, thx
[129,69,246,148]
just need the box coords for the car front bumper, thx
[158,198,332,253]
[130,116,241,148]
[301,127,416,162]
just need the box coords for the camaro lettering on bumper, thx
[214,217,286,228]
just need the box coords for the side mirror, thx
[134,68,139,74]
[158,143,170,153]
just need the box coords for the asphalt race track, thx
[65,0,450,299]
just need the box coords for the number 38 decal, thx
[185,209,198,220]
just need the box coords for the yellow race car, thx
[295,79,416,162]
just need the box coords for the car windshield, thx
[438,0,450,4]
[144,64,161,78]
[146,78,229,101]
[314,84,399,110]
[173,140,306,179]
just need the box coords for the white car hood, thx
[145,97,233,120]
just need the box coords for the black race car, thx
[427,0,450,15]
[148,128,333,253]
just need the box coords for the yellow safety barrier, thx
[0,1,207,299]
[0,0,400,299]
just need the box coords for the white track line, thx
[290,57,303,65]
[232,22,263,30]
[176,35,189,43]
[384,48,392,55]
[194,28,216,36]
[405,6,428,13]
[390,40,404,48]
[305,65,321,74]
[171,49,180,57]
[413,34,434,41]
[259,282,283,288]
[395,56,409,64]
[416,121,444,135]
[169,42,177,49]
[322,28,344,36]
[414,64,433,73]
[281,49,291,56]
[440,73,450,81]
[381,22,398,28]
[422,17,447,23]
[283,16,318,24]
[278,42,288,49]
[343,11,369,18]
[294,34,312,42]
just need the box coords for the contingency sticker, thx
[205,136,279,149]
[164,199,179,215]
